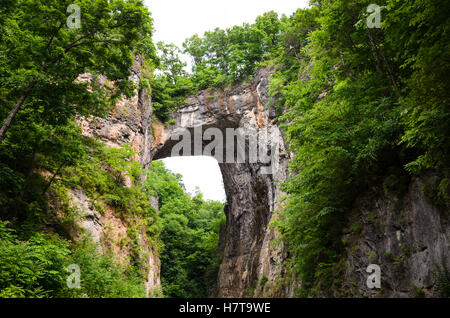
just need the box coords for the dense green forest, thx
[0,0,449,298]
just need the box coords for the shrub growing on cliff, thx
[65,237,146,298]
[0,221,70,298]
[434,262,450,298]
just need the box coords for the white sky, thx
[160,156,226,202]
[146,0,310,47]
[146,0,309,202]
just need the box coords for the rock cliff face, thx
[70,56,161,297]
[78,56,153,170]
[341,173,449,297]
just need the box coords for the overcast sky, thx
[146,0,310,47]
[145,0,309,202]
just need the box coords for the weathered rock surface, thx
[69,188,104,245]
[341,173,449,297]
[71,56,161,297]
[78,56,153,169]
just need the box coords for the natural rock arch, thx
[151,68,292,297]
[79,58,450,298]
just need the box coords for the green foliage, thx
[387,0,450,172]
[270,1,449,296]
[259,275,269,288]
[148,161,225,298]
[0,220,147,298]
[421,177,450,208]
[350,224,363,234]
[150,11,288,122]
[65,237,146,298]
[0,221,70,298]
[412,285,426,298]
[433,262,450,298]
[59,139,158,226]
[0,0,156,140]
[151,42,194,122]
[183,11,282,89]
[0,118,85,218]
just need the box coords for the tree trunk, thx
[42,161,66,196]
[367,31,402,98]
[0,80,37,143]
[0,21,63,143]
[16,135,40,204]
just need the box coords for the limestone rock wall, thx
[341,173,449,297]
[71,56,161,297]
[78,55,152,169]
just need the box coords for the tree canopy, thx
[0,0,156,141]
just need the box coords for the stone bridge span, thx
[151,68,293,297]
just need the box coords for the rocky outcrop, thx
[69,188,104,245]
[71,56,161,297]
[341,173,449,297]
[78,55,153,170]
